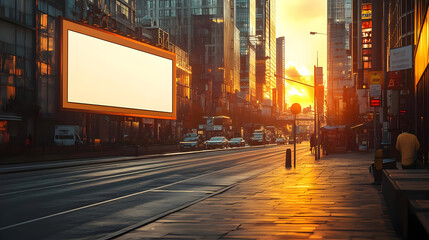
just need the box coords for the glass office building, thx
[0,0,184,148]
[139,0,240,115]
[327,0,353,124]
[236,0,256,101]
[255,0,276,117]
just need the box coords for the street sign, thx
[369,71,383,85]
[388,71,402,90]
[369,84,381,97]
[370,97,381,107]
[291,103,301,115]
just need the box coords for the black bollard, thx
[286,148,292,169]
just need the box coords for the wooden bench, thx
[381,169,429,239]
[408,200,429,239]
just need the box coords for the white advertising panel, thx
[61,19,176,119]
[390,45,413,71]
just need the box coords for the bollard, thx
[373,149,383,184]
[375,149,383,170]
[285,148,292,169]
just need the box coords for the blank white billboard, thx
[61,19,176,119]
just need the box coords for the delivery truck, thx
[54,125,83,146]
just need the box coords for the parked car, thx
[287,136,301,144]
[205,136,229,149]
[275,137,285,145]
[179,134,205,151]
[229,137,245,147]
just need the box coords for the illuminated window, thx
[117,2,129,20]
[364,62,372,69]
[362,21,372,28]
[362,49,372,55]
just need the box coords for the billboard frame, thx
[60,18,176,119]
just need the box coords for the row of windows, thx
[0,0,35,27]
[150,0,217,8]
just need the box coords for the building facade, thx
[139,0,240,116]
[236,0,256,101]
[415,0,429,164]
[255,0,276,118]
[328,0,353,124]
[387,0,415,154]
[0,0,191,149]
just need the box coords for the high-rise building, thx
[0,0,140,146]
[0,0,191,147]
[139,0,240,115]
[415,0,429,164]
[276,37,285,114]
[236,0,256,101]
[255,0,276,117]
[327,0,353,124]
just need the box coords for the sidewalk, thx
[118,151,400,239]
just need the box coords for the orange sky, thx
[276,1,327,109]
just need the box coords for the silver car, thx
[205,136,229,149]
[228,137,245,147]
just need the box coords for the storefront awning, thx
[0,115,22,121]
[350,121,374,129]
[322,125,346,130]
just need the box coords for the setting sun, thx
[284,62,314,110]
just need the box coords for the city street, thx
[0,144,304,240]
[118,146,400,240]
[1,1,428,239]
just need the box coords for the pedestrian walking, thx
[321,133,328,156]
[396,125,420,169]
[310,134,315,154]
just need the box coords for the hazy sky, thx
[276,0,327,108]
[276,0,327,77]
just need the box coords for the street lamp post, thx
[309,31,327,160]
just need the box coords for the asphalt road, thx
[0,144,308,240]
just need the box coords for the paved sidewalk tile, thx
[118,150,399,240]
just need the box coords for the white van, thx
[54,125,83,146]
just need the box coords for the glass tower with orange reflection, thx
[415,1,429,164]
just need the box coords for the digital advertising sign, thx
[61,19,176,119]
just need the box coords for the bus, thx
[203,116,233,139]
